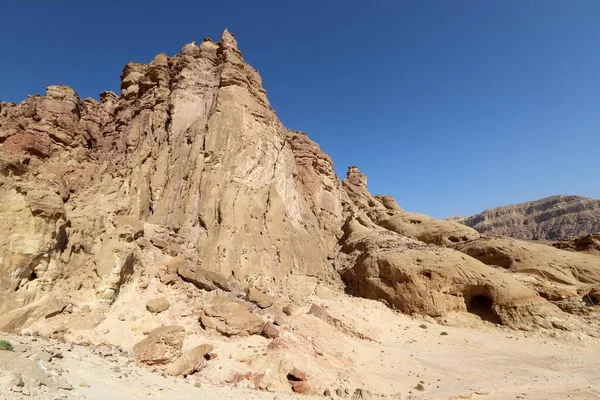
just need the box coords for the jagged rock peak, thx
[45,85,80,103]
[180,41,200,57]
[220,28,239,50]
[345,166,367,188]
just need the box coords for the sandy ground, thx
[1,289,599,400]
[0,334,322,400]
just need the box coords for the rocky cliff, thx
[1,30,600,396]
[450,195,600,240]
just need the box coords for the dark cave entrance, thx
[466,293,501,325]
[582,294,596,307]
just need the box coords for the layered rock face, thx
[0,29,598,342]
[452,195,600,240]
[0,31,344,331]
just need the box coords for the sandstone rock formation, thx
[200,295,265,336]
[247,287,275,309]
[133,326,185,366]
[454,237,600,285]
[146,298,170,314]
[1,29,599,396]
[0,30,342,335]
[164,343,213,376]
[337,170,574,329]
[451,195,600,240]
[452,236,600,315]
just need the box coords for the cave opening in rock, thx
[582,294,596,307]
[466,294,501,324]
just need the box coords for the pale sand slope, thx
[317,295,600,400]
[1,292,599,400]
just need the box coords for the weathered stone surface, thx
[338,167,569,330]
[146,298,170,314]
[200,295,264,336]
[288,368,309,393]
[133,326,185,366]
[453,236,600,285]
[261,322,279,339]
[282,305,293,316]
[177,261,232,292]
[164,344,213,376]
[248,287,275,309]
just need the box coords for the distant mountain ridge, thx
[449,195,600,240]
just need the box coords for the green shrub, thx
[440,331,449,336]
[415,383,425,391]
[0,339,14,351]
[419,324,428,329]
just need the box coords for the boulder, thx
[133,326,185,365]
[248,287,275,309]
[164,344,214,376]
[200,295,264,336]
[177,262,232,291]
[146,298,170,314]
[282,305,293,316]
[261,322,279,339]
[288,367,310,394]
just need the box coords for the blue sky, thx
[1,1,599,218]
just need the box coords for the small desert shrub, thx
[194,382,202,388]
[0,339,14,351]
[415,383,425,391]
[419,324,427,329]
[440,331,449,336]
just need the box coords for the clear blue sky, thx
[1,1,599,218]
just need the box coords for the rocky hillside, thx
[450,195,600,240]
[1,30,600,397]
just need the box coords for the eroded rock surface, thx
[200,295,264,336]
[1,31,599,390]
[165,343,213,376]
[133,326,185,365]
